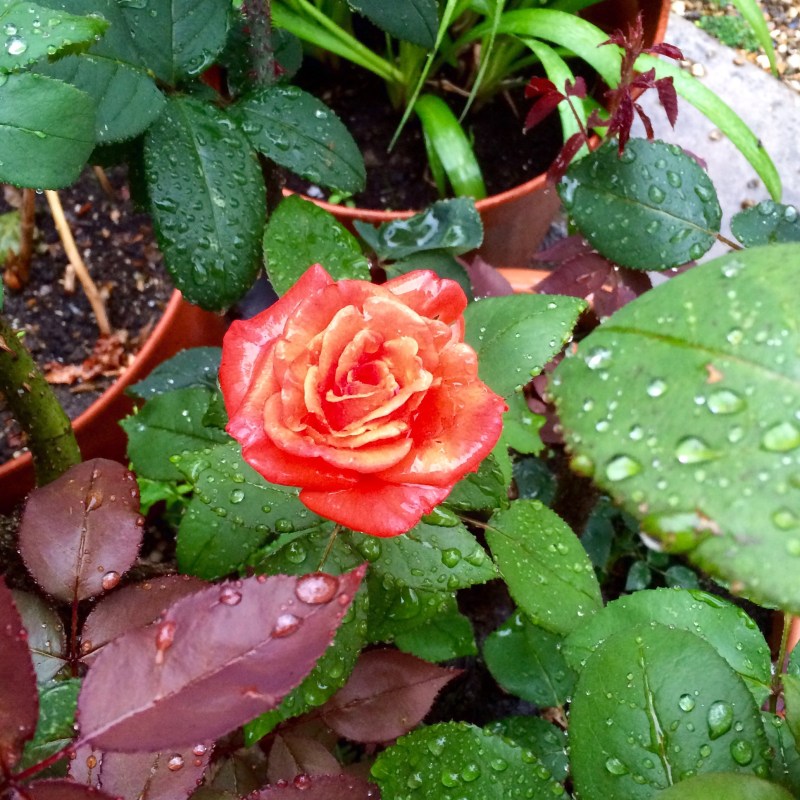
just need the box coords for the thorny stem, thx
[318,525,342,571]
[771,613,793,714]
[46,190,112,337]
[0,313,81,486]
[242,0,275,89]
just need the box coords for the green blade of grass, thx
[727,0,778,76]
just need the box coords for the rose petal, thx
[383,270,467,327]
[300,481,451,537]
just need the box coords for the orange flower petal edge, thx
[220,265,507,537]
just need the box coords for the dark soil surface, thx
[0,167,172,465]
[285,59,567,211]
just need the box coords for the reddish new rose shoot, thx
[220,266,506,537]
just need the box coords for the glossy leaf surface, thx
[394,596,476,662]
[235,86,365,193]
[251,774,379,799]
[263,195,370,297]
[16,780,118,799]
[551,244,800,611]
[77,568,365,750]
[486,500,602,637]
[128,347,221,399]
[11,590,67,682]
[21,680,80,770]
[655,773,793,800]
[19,459,143,603]
[144,96,265,310]
[560,139,721,270]
[570,625,768,800]
[349,0,437,47]
[731,201,800,246]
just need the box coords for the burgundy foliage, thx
[464,256,515,298]
[70,741,212,800]
[0,579,38,771]
[80,575,208,665]
[267,734,340,785]
[76,567,366,752]
[7,779,117,799]
[321,649,461,744]
[250,774,380,799]
[524,14,683,180]
[11,590,67,682]
[18,459,144,603]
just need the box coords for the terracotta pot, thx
[288,0,671,267]
[0,291,228,514]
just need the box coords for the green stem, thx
[0,313,80,486]
[771,612,793,714]
[243,0,275,88]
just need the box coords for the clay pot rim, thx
[0,289,185,480]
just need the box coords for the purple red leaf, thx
[76,568,366,751]
[80,575,208,665]
[7,779,118,799]
[267,734,340,784]
[464,257,514,298]
[18,459,144,603]
[0,579,39,771]
[250,774,380,799]
[321,649,461,744]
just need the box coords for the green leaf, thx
[0,2,108,73]
[354,198,483,261]
[346,521,495,593]
[37,55,164,143]
[386,250,473,300]
[624,559,652,591]
[144,96,265,311]
[570,624,769,800]
[371,722,566,798]
[234,85,365,193]
[503,391,545,456]
[0,72,95,188]
[664,564,700,589]
[562,588,772,705]
[20,679,80,770]
[414,94,487,200]
[513,457,556,505]
[763,712,800,797]
[560,139,722,270]
[121,387,228,481]
[782,673,800,747]
[127,347,221,399]
[348,0,438,48]
[484,716,568,783]
[486,500,602,637]
[174,442,325,580]
[263,194,369,296]
[444,453,508,512]
[117,0,229,85]
[244,526,366,742]
[655,773,794,800]
[484,610,576,707]
[463,293,585,401]
[731,201,800,246]
[394,596,477,662]
[550,244,800,612]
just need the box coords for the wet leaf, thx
[0,72,95,189]
[486,500,602,637]
[13,780,119,799]
[175,442,325,580]
[266,734,339,783]
[563,588,771,705]
[463,293,585,401]
[122,387,229,481]
[349,0,437,48]
[19,459,143,603]
[560,138,721,269]
[551,244,800,612]
[570,624,768,800]
[371,722,563,798]
[250,774,380,799]
[484,717,568,783]
[263,195,369,297]
[762,712,800,796]
[11,590,67,682]
[127,347,221,399]
[394,595,477,662]
[70,740,212,800]
[782,673,800,746]
[80,575,207,665]
[235,86,365,193]
[21,680,80,770]
[0,579,39,770]
[322,649,460,743]
[444,454,509,512]
[355,199,482,261]
[77,568,365,751]
[144,96,265,310]
[483,610,575,707]
[0,2,108,73]
[386,251,472,300]
[655,773,794,800]
[731,201,800,246]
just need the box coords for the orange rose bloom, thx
[220,265,506,537]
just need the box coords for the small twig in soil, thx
[3,188,36,290]
[92,165,116,200]
[45,189,112,337]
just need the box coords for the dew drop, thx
[648,185,666,204]
[646,379,667,398]
[605,757,628,775]
[707,389,745,415]
[272,612,302,638]
[605,455,642,482]
[461,763,481,782]
[707,700,733,739]
[729,739,753,765]
[229,488,245,504]
[101,571,120,591]
[761,421,800,452]
[154,620,176,665]
[219,586,242,606]
[441,548,462,568]
[675,436,719,465]
[585,346,612,370]
[773,508,798,530]
[678,694,696,712]
[295,573,339,604]
[192,744,208,757]
[6,35,28,55]
[86,755,97,769]
[167,754,184,771]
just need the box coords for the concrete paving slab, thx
[634,13,800,259]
